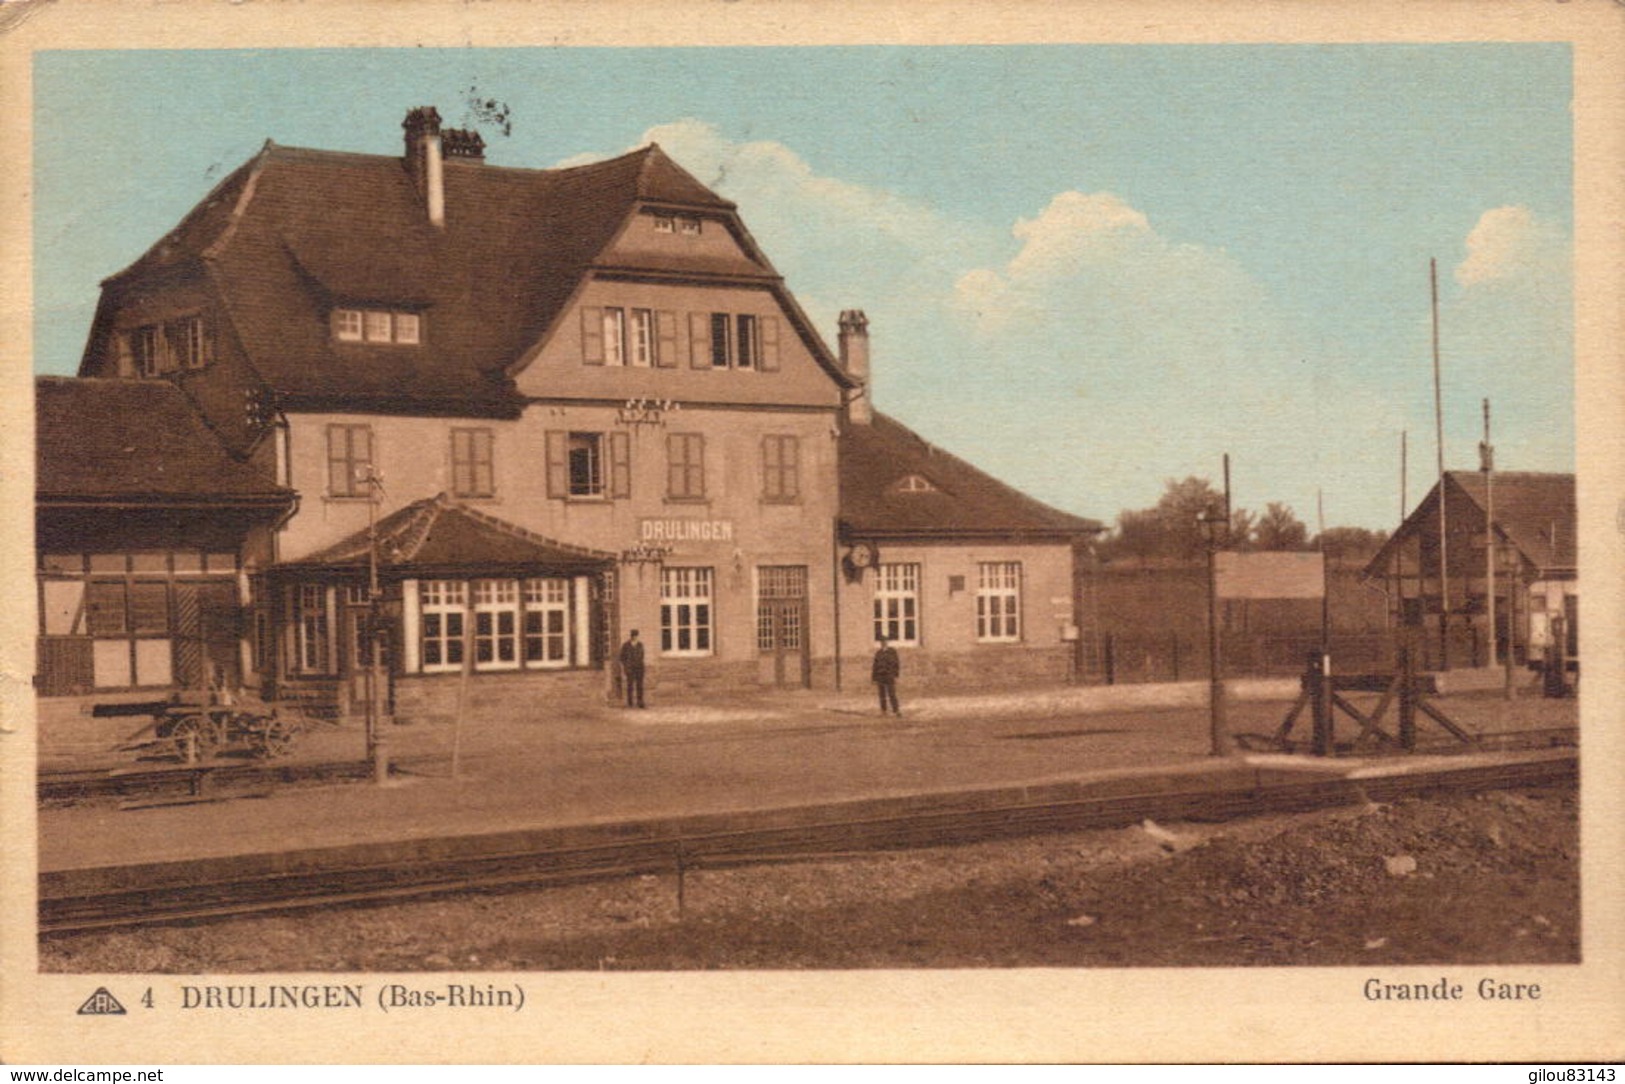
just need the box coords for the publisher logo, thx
[76,987,127,1016]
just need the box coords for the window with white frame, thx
[693,311,779,371]
[601,307,627,366]
[332,308,422,345]
[332,309,364,342]
[546,430,630,500]
[568,432,603,497]
[293,583,331,673]
[473,579,521,670]
[419,580,467,673]
[523,578,570,667]
[122,316,213,377]
[130,326,163,377]
[630,308,655,367]
[976,562,1022,642]
[873,563,920,646]
[660,567,714,656]
[735,314,758,369]
[709,313,761,369]
[167,316,210,370]
[364,310,393,342]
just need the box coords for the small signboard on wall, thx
[1215,551,1326,600]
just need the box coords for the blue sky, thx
[33,46,1573,530]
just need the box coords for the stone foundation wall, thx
[391,669,609,726]
[840,645,1074,694]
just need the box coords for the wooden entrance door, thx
[756,566,810,688]
[343,588,393,717]
[174,581,240,693]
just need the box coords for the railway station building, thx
[36,108,1100,749]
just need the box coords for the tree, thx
[1253,501,1310,551]
[1099,476,1227,560]
[1314,525,1389,560]
[1228,507,1257,552]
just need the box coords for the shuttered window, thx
[451,428,495,498]
[546,430,630,499]
[762,435,800,502]
[326,424,374,498]
[667,433,706,500]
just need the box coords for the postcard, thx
[2,0,1621,1065]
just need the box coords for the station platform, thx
[38,675,1576,883]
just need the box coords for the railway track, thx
[38,759,375,803]
[38,750,1575,935]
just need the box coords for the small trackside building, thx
[1363,470,1577,672]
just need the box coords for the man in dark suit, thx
[872,635,901,716]
[619,629,646,708]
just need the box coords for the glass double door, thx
[756,566,810,688]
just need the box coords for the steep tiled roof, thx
[1448,471,1576,571]
[36,376,291,505]
[279,494,614,574]
[1364,470,1576,576]
[96,141,766,412]
[840,413,1102,540]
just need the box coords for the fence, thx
[1085,630,1398,685]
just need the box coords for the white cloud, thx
[1455,205,1565,287]
[552,123,1569,529]
[1006,191,1150,280]
[1440,206,1573,474]
[561,119,997,381]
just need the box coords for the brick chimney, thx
[402,107,445,228]
[442,128,486,162]
[838,310,872,425]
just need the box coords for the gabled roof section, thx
[280,494,614,573]
[93,137,777,414]
[1364,470,1576,576]
[840,413,1102,540]
[631,142,737,209]
[36,376,291,507]
[1449,471,1576,571]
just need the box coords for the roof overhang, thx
[840,523,1105,545]
[37,493,295,513]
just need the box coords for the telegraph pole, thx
[1431,258,1450,669]
[1199,507,1230,756]
[365,466,390,785]
[1481,399,1497,669]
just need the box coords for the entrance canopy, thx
[272,494,614,579]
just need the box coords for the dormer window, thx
[653,212,701,235]
[120,315,212,377]
[333,310,363,342]
[130,327,162,377]
[332,308,422,345]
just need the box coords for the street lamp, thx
[363,465,390,785]
[1197,507,1231,756]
